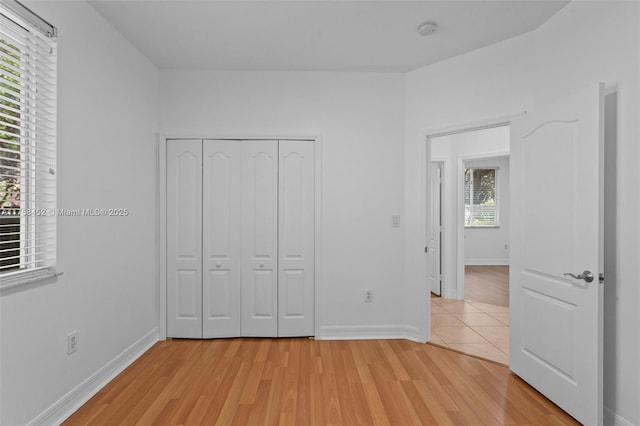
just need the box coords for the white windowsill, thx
[0,268,62,291]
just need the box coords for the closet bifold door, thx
[166,138,314,339]
[278,140,315,337]
[202,140,242,338]
[167,139,203,338]
[241,140,279,337]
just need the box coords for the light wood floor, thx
[63,338,578,425]
[464,265,510,307]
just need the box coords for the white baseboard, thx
[604,406,635,426]
[317,324,422,342]
[464,259,509,266]
[29,328,159,426]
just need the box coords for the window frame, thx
[0,2,58,290]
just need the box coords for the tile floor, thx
[430,297,510,364]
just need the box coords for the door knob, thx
[564,270,594,283]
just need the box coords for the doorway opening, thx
[427,123,510,364]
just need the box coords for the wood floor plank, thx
[411,379,457,425]
[197,350,245,424]
[294,338,312,426]
[465,265,510,307]
[369,362,424,425]
[378,340,412,381]
[327,343,369,425]
[261,366,285,425]
[436,351,520,425]
[63,338,580,426]
[244,380,270,426]
[400,380,439,425]
[318,342,344,425]
[309,373,326,425]
[419,345,509,425]
[278,340,300,425]
[211,355,252,425]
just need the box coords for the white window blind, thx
[1,4,57,289]
[464,168,498,227]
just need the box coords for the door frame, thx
[158,134,323,340]
[424,117,514,302]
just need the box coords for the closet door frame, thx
[158,135,323,340]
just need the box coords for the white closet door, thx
[167,139,203,338]
[278,140,315,337]
[241,140,279,337]
[202,140,242,338]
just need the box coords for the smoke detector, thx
[417,22,437,37]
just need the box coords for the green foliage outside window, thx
[464,168,497,226]
[0,38,21,270]
[1,38,21,209]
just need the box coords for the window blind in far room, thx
[464,168,498,227]
[0,3,57,289]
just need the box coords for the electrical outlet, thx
[364,289,373,303]
[67,331,78,354]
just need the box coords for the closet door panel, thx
[167,139,203,338]
[176,270,199,318]
[278,140,315,337]
[206,270,231,316]
[202,140,242,338]
[241,140,278,337]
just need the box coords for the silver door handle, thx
[564,270,594,283]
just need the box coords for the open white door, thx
[428,163,442,295]
[510,84,603,425]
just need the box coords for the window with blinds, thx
[1,3,57,289]
[464,168,498,227]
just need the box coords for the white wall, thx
[0,2,159,424]
[463,156,510,266]
[158,70,407,338]
[404,1,639,423]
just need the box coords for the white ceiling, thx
[89,0,569,73]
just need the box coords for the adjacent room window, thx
[464,168,498,227]
[1,2,57,289]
